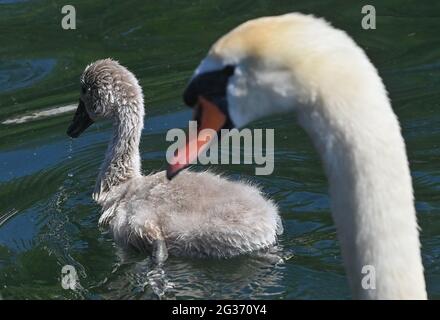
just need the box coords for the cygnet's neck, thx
[93,100,144,203]
[297,72,426,299]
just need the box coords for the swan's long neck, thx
[93,102,144,203]
[297,84,426,299]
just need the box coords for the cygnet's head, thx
[67,58,143,138]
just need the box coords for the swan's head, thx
[67,58,143,138]
[167,13,375,178]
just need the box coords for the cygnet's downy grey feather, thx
[67,59,282,261]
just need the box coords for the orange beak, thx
[166,96,227,179]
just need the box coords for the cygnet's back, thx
[107,171,282,258]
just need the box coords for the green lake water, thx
[0,0,439,299]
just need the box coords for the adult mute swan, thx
[167,13,427,299]
[66,59,282,263]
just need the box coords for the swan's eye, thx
[183,65,235,107]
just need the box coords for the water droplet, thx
[68,173,74,178]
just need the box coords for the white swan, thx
[66,59,282,262]
[167,13,427,299]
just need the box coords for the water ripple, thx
[0,59,56,93]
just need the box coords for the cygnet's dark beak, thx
[67,100,94,138]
